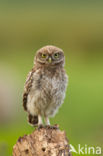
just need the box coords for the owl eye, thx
[54,53,59,58]
[42,54,47,58]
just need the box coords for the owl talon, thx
[45,125,51,129]
[38,124,44,130]
[45,125,59,130]
[52,125,59,130]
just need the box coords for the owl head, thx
[34,45,65,67]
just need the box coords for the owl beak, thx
[48,57,52,63]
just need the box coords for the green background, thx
[0,0,103,155]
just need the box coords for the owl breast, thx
[27,68,68,117]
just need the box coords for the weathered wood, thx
[13,125,71,156]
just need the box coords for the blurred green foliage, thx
[0,1,103,156]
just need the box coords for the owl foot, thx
[37,124,44,130]
[45,124,59,130]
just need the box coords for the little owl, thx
[23,45,68,126]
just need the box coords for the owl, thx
[23,45,68,127]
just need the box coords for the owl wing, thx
[23,68,36,111]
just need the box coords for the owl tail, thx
[28,114,38,126]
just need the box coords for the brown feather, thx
[23,68,35,111]
[28,114,38,125]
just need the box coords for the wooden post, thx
[13,125,72,156]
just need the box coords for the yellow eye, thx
[42,54,47,58]
[54,53,59,58]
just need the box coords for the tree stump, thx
[13,125,71,156]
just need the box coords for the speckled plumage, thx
[23,45,68,126]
